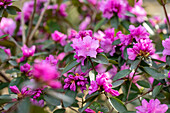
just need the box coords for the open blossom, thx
[32,62,61,89]
[42,55,58,66]
[21,45,36,57]
[129,25,149,41]
[89,73,120,96]
[59,3,68,17]
[64,73,88,92]
[51,30,67,46]
[136,99,168,113]
[20,63,31,73]
[127,39,155,60]
[79,16,91,30]
[0,0,12,8]
[162,37,170,56]
[0,18,16,38]
[71,35,99,58]
[99,0,127,19]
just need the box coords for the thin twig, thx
[88,57,96,71]
[28,0,50,42]
[68,107,80,113]
[0,71,10,82]
[161,0,170,33]
[21,0,26,45]
[26,0,37,45]
[125,88,153,105]
[125,58,142,104]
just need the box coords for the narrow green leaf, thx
[113,69,131,81]
[143,67,165,79]
[64,42,74,52]
[112,80,124,88]
[152,85,163,98]
[6,6,17,15]
[110,16,119,29]
[109,97,127,113]
[130,60,140,70]
[0,8,4,17]
[166,55,170,66]
[62,59,80,74]
[121,20,130,32]
[137,80,150,88]
[9,6,21,12]
[8,60,18,66]
[112,39,121,45]
[94,18,108,32]
[53,109,65,113]
[44,94,61,106]
[63,90,77,107]
[0,34,9,39]
[0,82,9,90]
[109,59,118,65]
[92,54,109,64]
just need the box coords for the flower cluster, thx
[64,73,88,92]
[162,36,170,56]
[136,99,168,113]
[0,0,12,8]
[89,73,120,96]
[32,55,61,89]
[20,63,31,73]
[51,30,67,46]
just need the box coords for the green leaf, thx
[166,55,170,66]
[0,8,4,17]
[30,105,47,113]
[53,109,65,113]
[137,80,150,88]
[121,20,130,32]
[62,59,80,74]
[109,97,127,113]
[109,59,118,65]
[63,90,77,107]
[6,6,17,15]
[110,16,119,29]
[130,60,140,70]
[112,39,121,45]
[8,60,18,66]
[33,52,48,57]
[64,42,74,53]
[152,85,163,98]
[0,34,9,39]
[85,92,100,103]
[17,98,30,113]
[143,67,165,79]
[44,94,61,106]
[46,20,60,33]
[0,94,17,105]
[94,18,108,32]
[92,54,109,64]
[5,68,20,74]
[0,49,8,62]
[112,80,124,88]
[125,12,135,17]
[9,6,21,12]
[113,69,131,81]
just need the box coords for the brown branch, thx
[0,71,10,82]
[28,0,50,43]
[88,57,96,71]
[68,107,80,113]
[161,0,170,33]
[26,0,37,45]
[21,1,26,45]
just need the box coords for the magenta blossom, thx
[0,0,12,8]
[136,99,168,113]
[51,30,67,46]
[79,16,91,30]
[99,0,127,19]
[21,45,36,57]
[0,18,16,38]
[59,3,68,17]
[64,73,88,92]
[85,108,96,113]
[20,63,31,73]
[30,99,44,107]
[89,73,120,96]
[129,25,149,41]
[32,62,61,89]
[72,35,99,58]
[42,55,58,66]
[162,37,170,56]
[4,49,11,57]
[127,39,155,60]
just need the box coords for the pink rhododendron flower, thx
[129,25,149,41]
[4,49,11,57]
[89,73,120,96]
[59,3,68,17]
[0,0,12,8]
[20,63,31,73]
[149,16,161,27]
[136,99,168,113]
[79,16,91,30]
[99,0,127,19]
[71,35,99,58]
[32,62,61,89]
[127,39,155,60]
[0,18,16,38]
[64,73,88,92]
[21,45,36,57]
[162,37,170,56]
[85,108,96,113]
[42,55,58,66]
[30,99,44,107]
[51,30,67,46]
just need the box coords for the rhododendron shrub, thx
[0,0,169,113]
